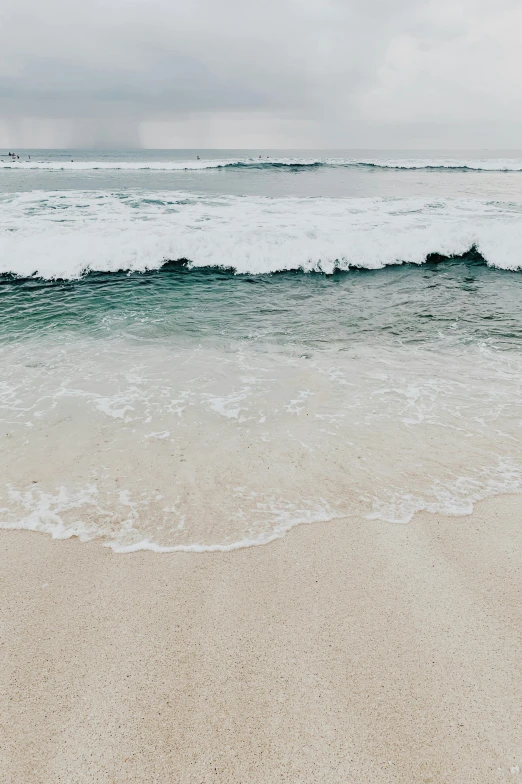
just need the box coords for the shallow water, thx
[1,150,522,550]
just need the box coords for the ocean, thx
[1,149,522,551]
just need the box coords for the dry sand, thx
[1,495,521,784]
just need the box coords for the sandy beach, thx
[1,496,521,784]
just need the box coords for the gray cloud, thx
[1,0,521,147]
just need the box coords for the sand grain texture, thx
[1,496,522,783]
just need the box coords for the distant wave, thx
[0,157,326,172]
[2,190,522,279]
[3,156,522,172]
[353,160,522,172]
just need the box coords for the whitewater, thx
[2,190,522,279]
[1,149,522,553]
[4,154,522,171]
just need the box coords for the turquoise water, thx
[2,253,522,349]
[1,150,522,551]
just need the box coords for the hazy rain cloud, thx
[1,0,521,147]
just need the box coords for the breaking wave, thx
[3,156,522,172]
[1,190,522,280]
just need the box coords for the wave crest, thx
[3,156,522,172]
[1,191,522,279]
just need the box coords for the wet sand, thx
[1,495,521,783]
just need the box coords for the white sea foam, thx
[1,337,522,551]
[353,157,522,172]
[0,157,324,171]
[3,156,522,171]
[110,501,342,553]
[0,479,339,553]
[2,190,522,279]
[2,180,522,552]
[367,459,522,524]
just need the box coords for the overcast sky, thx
[1,0,521,148]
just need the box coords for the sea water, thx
[1,150,522,551]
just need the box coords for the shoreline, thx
[2,494,522,783]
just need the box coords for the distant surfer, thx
[197,155,200,160]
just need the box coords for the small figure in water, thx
[197,155,200,160]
